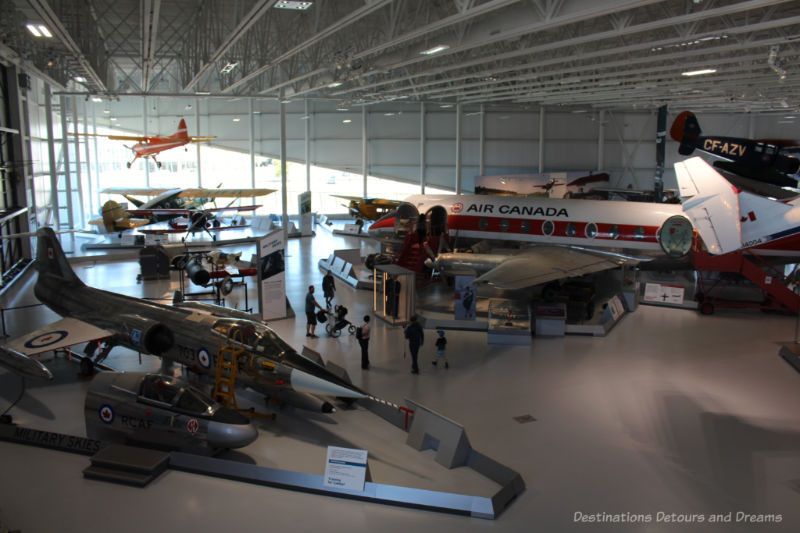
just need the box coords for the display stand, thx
[487,299,532,344]
[533,302,566,337]
[373,265,415,325]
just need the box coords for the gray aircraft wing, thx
[472,246,631,289]
[0,317,113,380]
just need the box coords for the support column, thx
[82,99,94,220]
[280,99,288,242]
[479,103,485,177]
[59,95,73,231]
[72,97,85,226]
[455,103,462,194]
[362,106,368,198]
[305,99,311,191]
[195,98,202,187]
[597,109,605,171]
[143,97,149,187]
[44,85,59,230]
[92,103,100,213]
[538,106,545,173]
[249,98,256,200]
[420,102,425,194]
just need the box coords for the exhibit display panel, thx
[487,298,531,345]
[373,264,415,325]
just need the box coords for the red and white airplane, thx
[369,157,800,289]
[70,118,216,168]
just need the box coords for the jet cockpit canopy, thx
[212,318,295,361]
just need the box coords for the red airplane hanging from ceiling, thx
[70,118,216,169]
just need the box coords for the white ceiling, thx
[5,0,800,113]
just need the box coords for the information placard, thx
[323,446,368,492]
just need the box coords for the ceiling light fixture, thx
[37,25,52,38]
[73,76,87,83]
[232,117,241,122]
[681,69,717,77]
[420,44,450,56]
[327,81,343,88]
[25,24,42,37]
[91,97,103,103]
[195,91,211,95]
[275,1,312,10]
[342,119,352,124]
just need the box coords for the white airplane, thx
[368,157,800,289]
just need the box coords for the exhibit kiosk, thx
[373,264,415,325]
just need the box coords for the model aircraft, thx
[369,157,800,290]
[85,372,258,451]
[0,227,366,413]
[670,110,800,188]
[332,195,404,221]
[69,119,216,169]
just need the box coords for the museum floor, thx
[0,226,799,533]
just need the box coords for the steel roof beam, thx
[141,0,161,93]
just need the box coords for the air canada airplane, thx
[0,227,365,413]
[670,110,800,188]
[70,118,216,169]
[369,157,800,289]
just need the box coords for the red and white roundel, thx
[197,348,211,369]
[452,202,463,214]
[98,404,115,424]
[186,418,200,436]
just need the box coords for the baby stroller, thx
[326,304,356,337]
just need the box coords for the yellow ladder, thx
[213,328,244,408]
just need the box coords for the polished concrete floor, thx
[0,226,799,533]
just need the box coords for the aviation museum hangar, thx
[1,1,800,532]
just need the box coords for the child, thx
[432,330,448,369]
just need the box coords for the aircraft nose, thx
[206,419,258,449]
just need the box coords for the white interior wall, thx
[85,96,796,195]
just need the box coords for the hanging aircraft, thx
[368,157,800,290]
[69,118,216,169]
[670,110,800,188]
[0,227,366,413]
[91,187,275,238]
[332,195,404,221]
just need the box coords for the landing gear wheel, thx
[126,162,132,169]
[80,357,94,376]
[700,301,714,315]
[348,324,356,335]
[157,161,162,168]
[694,292,705,303]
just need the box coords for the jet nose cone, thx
[206,417,258,449]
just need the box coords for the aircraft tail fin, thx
[675,157,742,254]
[176,118,188,140]
[670,110,702,155]
[35,227,84,286]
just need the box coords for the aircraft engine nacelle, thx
[185,258,211,286]
[118,315,175,355]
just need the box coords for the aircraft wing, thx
[175,188,275,198]
[101,188,174,197]
[0,317,113,380]
[68,132,147,141]
[674,157,742,254]
[473,246,629,290]
[5,317,113,356]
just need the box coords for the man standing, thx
[322,269,336,307]
[305,285,325,338]
[358,315,371,369]
[404,315,424,374]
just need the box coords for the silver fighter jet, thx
[0,227,365,413]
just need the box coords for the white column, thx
[195,98,202,187]
[143,97,149,187]
[280,100,289,242]
[305,99,311,191]
[362,106,368,198]
[538,106,546,173]
[419,102,426,194]
[479,103,485,176]
[455,103,462,194]
[597,109,605,171]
